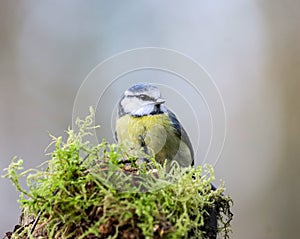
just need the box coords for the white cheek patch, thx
[121,97,143,113]
[132,104,156,116]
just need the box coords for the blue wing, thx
[167,110,194,166]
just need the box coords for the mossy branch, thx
[3,108,233,239]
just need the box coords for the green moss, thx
[3,108,233,239]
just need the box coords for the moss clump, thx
[3,109,233,239]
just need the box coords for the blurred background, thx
[1,0,299,238]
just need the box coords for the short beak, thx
[155,98,165,105]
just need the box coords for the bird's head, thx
[118,83,166,117]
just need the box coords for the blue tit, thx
[115,83,194,167]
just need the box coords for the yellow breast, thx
[116,114,193,167]
[116,114,174,161]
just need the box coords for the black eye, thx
[140,94,147,100]
[137,94,154,101]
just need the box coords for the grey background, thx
[1,1,300,238]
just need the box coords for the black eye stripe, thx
[138,94,155,101]
[127,94,155,101]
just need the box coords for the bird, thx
[115,83,217,238]
[115,83,194,168]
